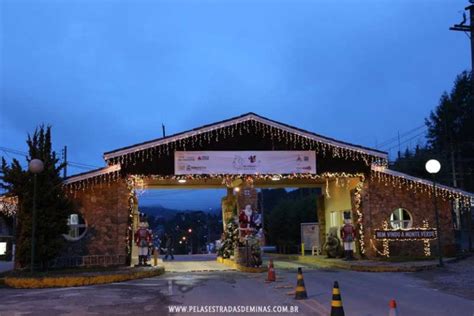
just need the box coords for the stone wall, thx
[361,178,456,258]
[237,187,258,211]
[63,180,130,265]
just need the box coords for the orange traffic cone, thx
[294,267,308,300]
[330,281,344,316]
[267,259,276,282]
[389,299,398,316]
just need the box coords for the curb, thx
[217,257,266,273]
[268,254,444,273]
[4,267,165,289]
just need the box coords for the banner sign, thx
[374,229,437,240]
[174,151,316,175]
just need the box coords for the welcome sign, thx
[174,151,316,175]
[374,229,437,240]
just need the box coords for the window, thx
[330,211,338,227]
[0,242,6,255]
[63,213,87,241]
[390,208,412,229]
[0,218,10,236]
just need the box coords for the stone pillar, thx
[237,187,258,212]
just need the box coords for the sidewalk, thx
[266,254,464,272]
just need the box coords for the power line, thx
[0,146,101,170]
[0,147,27,157]
[384,130,427,152]
[68,165,96,171]
[377,125,426,149]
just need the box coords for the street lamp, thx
[425,159,443,267]
[29,159,44,273]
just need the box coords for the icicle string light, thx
[371,169,473,205]
[104,118,389,168]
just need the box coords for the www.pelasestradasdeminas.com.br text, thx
[168,305,300,314]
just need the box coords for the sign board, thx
[374,229,437,240]
[301,223,320,251]
[175,151,316,175]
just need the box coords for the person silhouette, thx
[164,233,174,260]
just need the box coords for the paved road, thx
[0,257,473,315]
[161,254,236,273]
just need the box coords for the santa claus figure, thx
[239,205,254,238]
[134,222,152,266]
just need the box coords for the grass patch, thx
[4,266,165,289]
[1,265,131,278]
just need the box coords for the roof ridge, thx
[102,113,388,160]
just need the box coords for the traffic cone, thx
[294,267,308,300]
[267,259,276,282]
[330,281,344,316]
[389,299,398,316]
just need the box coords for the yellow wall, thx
[323,178,359,237]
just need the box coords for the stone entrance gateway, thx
[62,113,473,267]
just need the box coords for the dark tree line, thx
[391,71,473,192]
[261,188,319,253]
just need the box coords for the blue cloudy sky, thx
[0,0,471,209]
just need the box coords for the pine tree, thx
[0,126,73,270]
[426,71,473,191]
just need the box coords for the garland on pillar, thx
[125,176,138,257]
[353,175,366,255]
[422,220,432,257]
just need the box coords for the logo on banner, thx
[232,155,260,171]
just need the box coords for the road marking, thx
[298,299,330,316]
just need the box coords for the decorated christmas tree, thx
[218,220,240,259]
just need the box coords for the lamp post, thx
[425,159,443,267]
[29,159,44,273]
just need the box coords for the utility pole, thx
[162,124,166,138]
[450,2,474,92]
[450,2,474,252]
[62,146,68,179]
